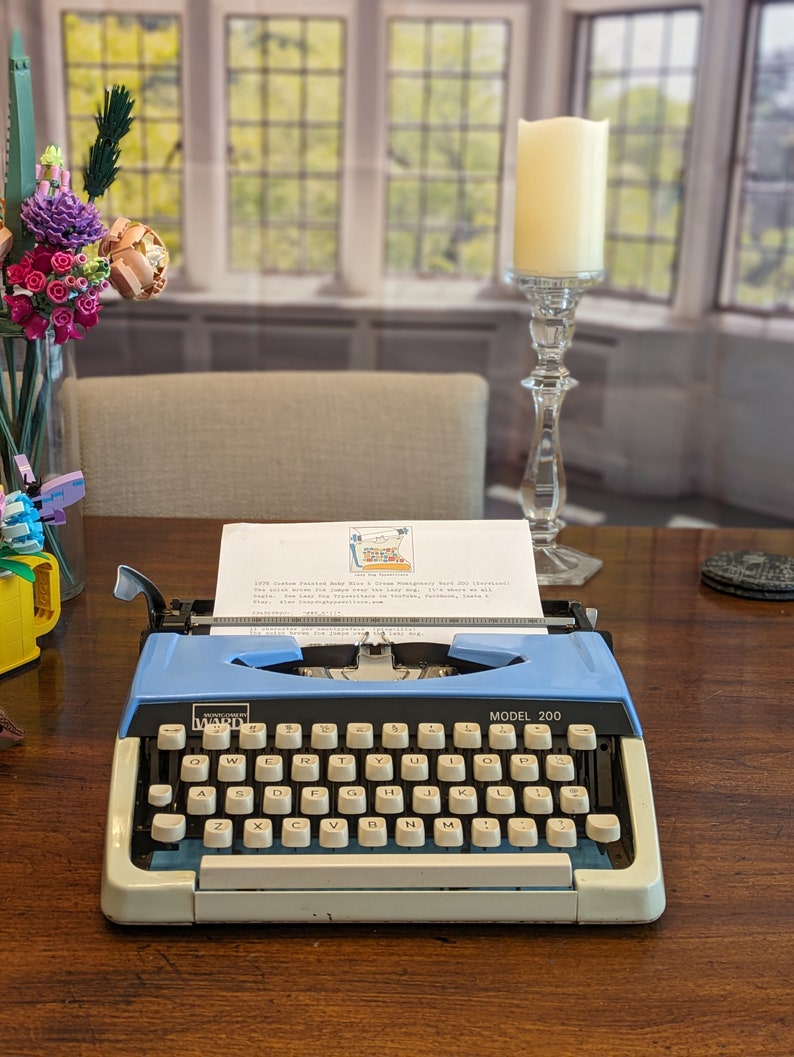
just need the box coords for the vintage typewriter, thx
[102,566,665,925]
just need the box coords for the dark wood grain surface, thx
[1,518,792,1057]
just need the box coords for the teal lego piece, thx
[5,29,36,262]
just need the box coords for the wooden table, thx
[2,518,792,1057]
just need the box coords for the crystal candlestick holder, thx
[509,268,605,586]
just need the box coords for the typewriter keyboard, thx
[135,717,634,889]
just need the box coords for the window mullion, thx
[183,0,217,291]
[336,0,384,296]
[672,0,746,318]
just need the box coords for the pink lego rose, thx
[5,261,31,285]
[75,291,98,313]
[25,269,47,294]
[52,306,81,343]
[46,279,70,304]
[74,302,100,330]
[27,245,55,274]
[50,251,75,275]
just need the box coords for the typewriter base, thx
[102,732,665,926]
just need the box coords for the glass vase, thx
[1,331,86,599]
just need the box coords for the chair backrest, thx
[77,370,488,519]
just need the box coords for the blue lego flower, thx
[0,490,45,554]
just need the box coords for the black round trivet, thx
[700,550,794,600]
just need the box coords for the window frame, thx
[717,0,794,316]
[201,0,531,301]
[561,0,747,322]
[208,0,530,301]
[7,0,792,331]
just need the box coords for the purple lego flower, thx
[20,188,107,250]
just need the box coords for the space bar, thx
[199,852,572,891]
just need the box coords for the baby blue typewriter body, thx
[102,631,665,925]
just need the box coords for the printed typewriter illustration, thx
[102,566,665,925]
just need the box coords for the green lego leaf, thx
[0,557,37,582]
[82,84,135,201]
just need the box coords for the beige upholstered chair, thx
[77,371,488,520]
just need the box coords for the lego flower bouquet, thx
[0,31,168,597]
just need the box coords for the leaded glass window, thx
[579,7,701,301]
[722,1,794,312]
[226,16,345,274]
[385,17,510,277]
[61,11,183,265]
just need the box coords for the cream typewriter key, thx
[395,817,425,847]
[524,723,552,751]
[181,754,210,783]
[507,817,538,847]
[281,818,311,848]
[218,754,247,782]
[157,724,186,751]
[473,754,502,782]
[485,786,515,814]
[148,784,172,807]
[239,723,267,750]
[262,785,292,814]
[275,723,302,750]
[202,722,231,751]
[346,722,374,749]
[471,817,501,848]
[488,723,516,750]
[291,754,320,782]
[545,754,576,783]
[546,818,577,848]
[338,785,367,814]
[448,785,478,814]
[400,754,429,781]
[327,754,356,783]
[243,818,273,848]
[433,818,463,847]
[567,723,597,751]
[436,754,466,782]
[559,786,590,814]
[300,786,330,815]
[319,818,349,848]
[365,754,394,782]
[523,786,554,814]
[151,813,186,843]
[358,817,388,847]
[254,755,283,783]
[311,723,338,750]
[509,754,539,782]
[204,818,233,848]
[374,785,404,814]
[586,813,621,843]
[225,786,255,815]
[453,722,481,749]
[417,723,445,750]
[381,722,409,749]
[187,786,216,815]
[412,785,442,814]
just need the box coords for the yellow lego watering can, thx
[0,552,61,676]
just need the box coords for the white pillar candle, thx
[513,116,609,275]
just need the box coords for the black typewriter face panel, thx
[129,713,636,877]
[126,695,638,740]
